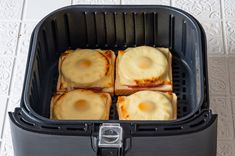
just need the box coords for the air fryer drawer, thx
[9,109,217,156]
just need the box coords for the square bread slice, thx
[57,49,115,94]
[115,46,172,95]
[50,89,112,120]
[117,91,177,120]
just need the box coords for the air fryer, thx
[9,5,217,156]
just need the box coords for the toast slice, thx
[57,49,115,94]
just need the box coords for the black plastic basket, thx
[9,5,217,156]
[24,5,205,122]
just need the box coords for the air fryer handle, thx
[97,148,123,156]
[96,138,131,156]
[96,123,126,156]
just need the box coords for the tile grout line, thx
[21,0,27,21]
[227,56,233,95]
[1,0,27,146]
[208,54,229,57]
[0,138,5,156]
[7,0,27,96]
[229,97,235,140]
[220,0,228,55]
[0,99,9,139]
[6,58,17,97]
[0,98,9,155]
[230,97,235,140]
[224,47,235,138]
[227,55,235,137]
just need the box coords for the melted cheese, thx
[52,89,110,120]
[61,49,109,86]
[118,91,176,120]
[118,46,170,86]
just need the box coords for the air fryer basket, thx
[22,5,205,123]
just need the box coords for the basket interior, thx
[24,6,204,121]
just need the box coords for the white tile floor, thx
[0,0,235,155]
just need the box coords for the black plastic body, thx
[9,5,217,156]
[10,108,217,156]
